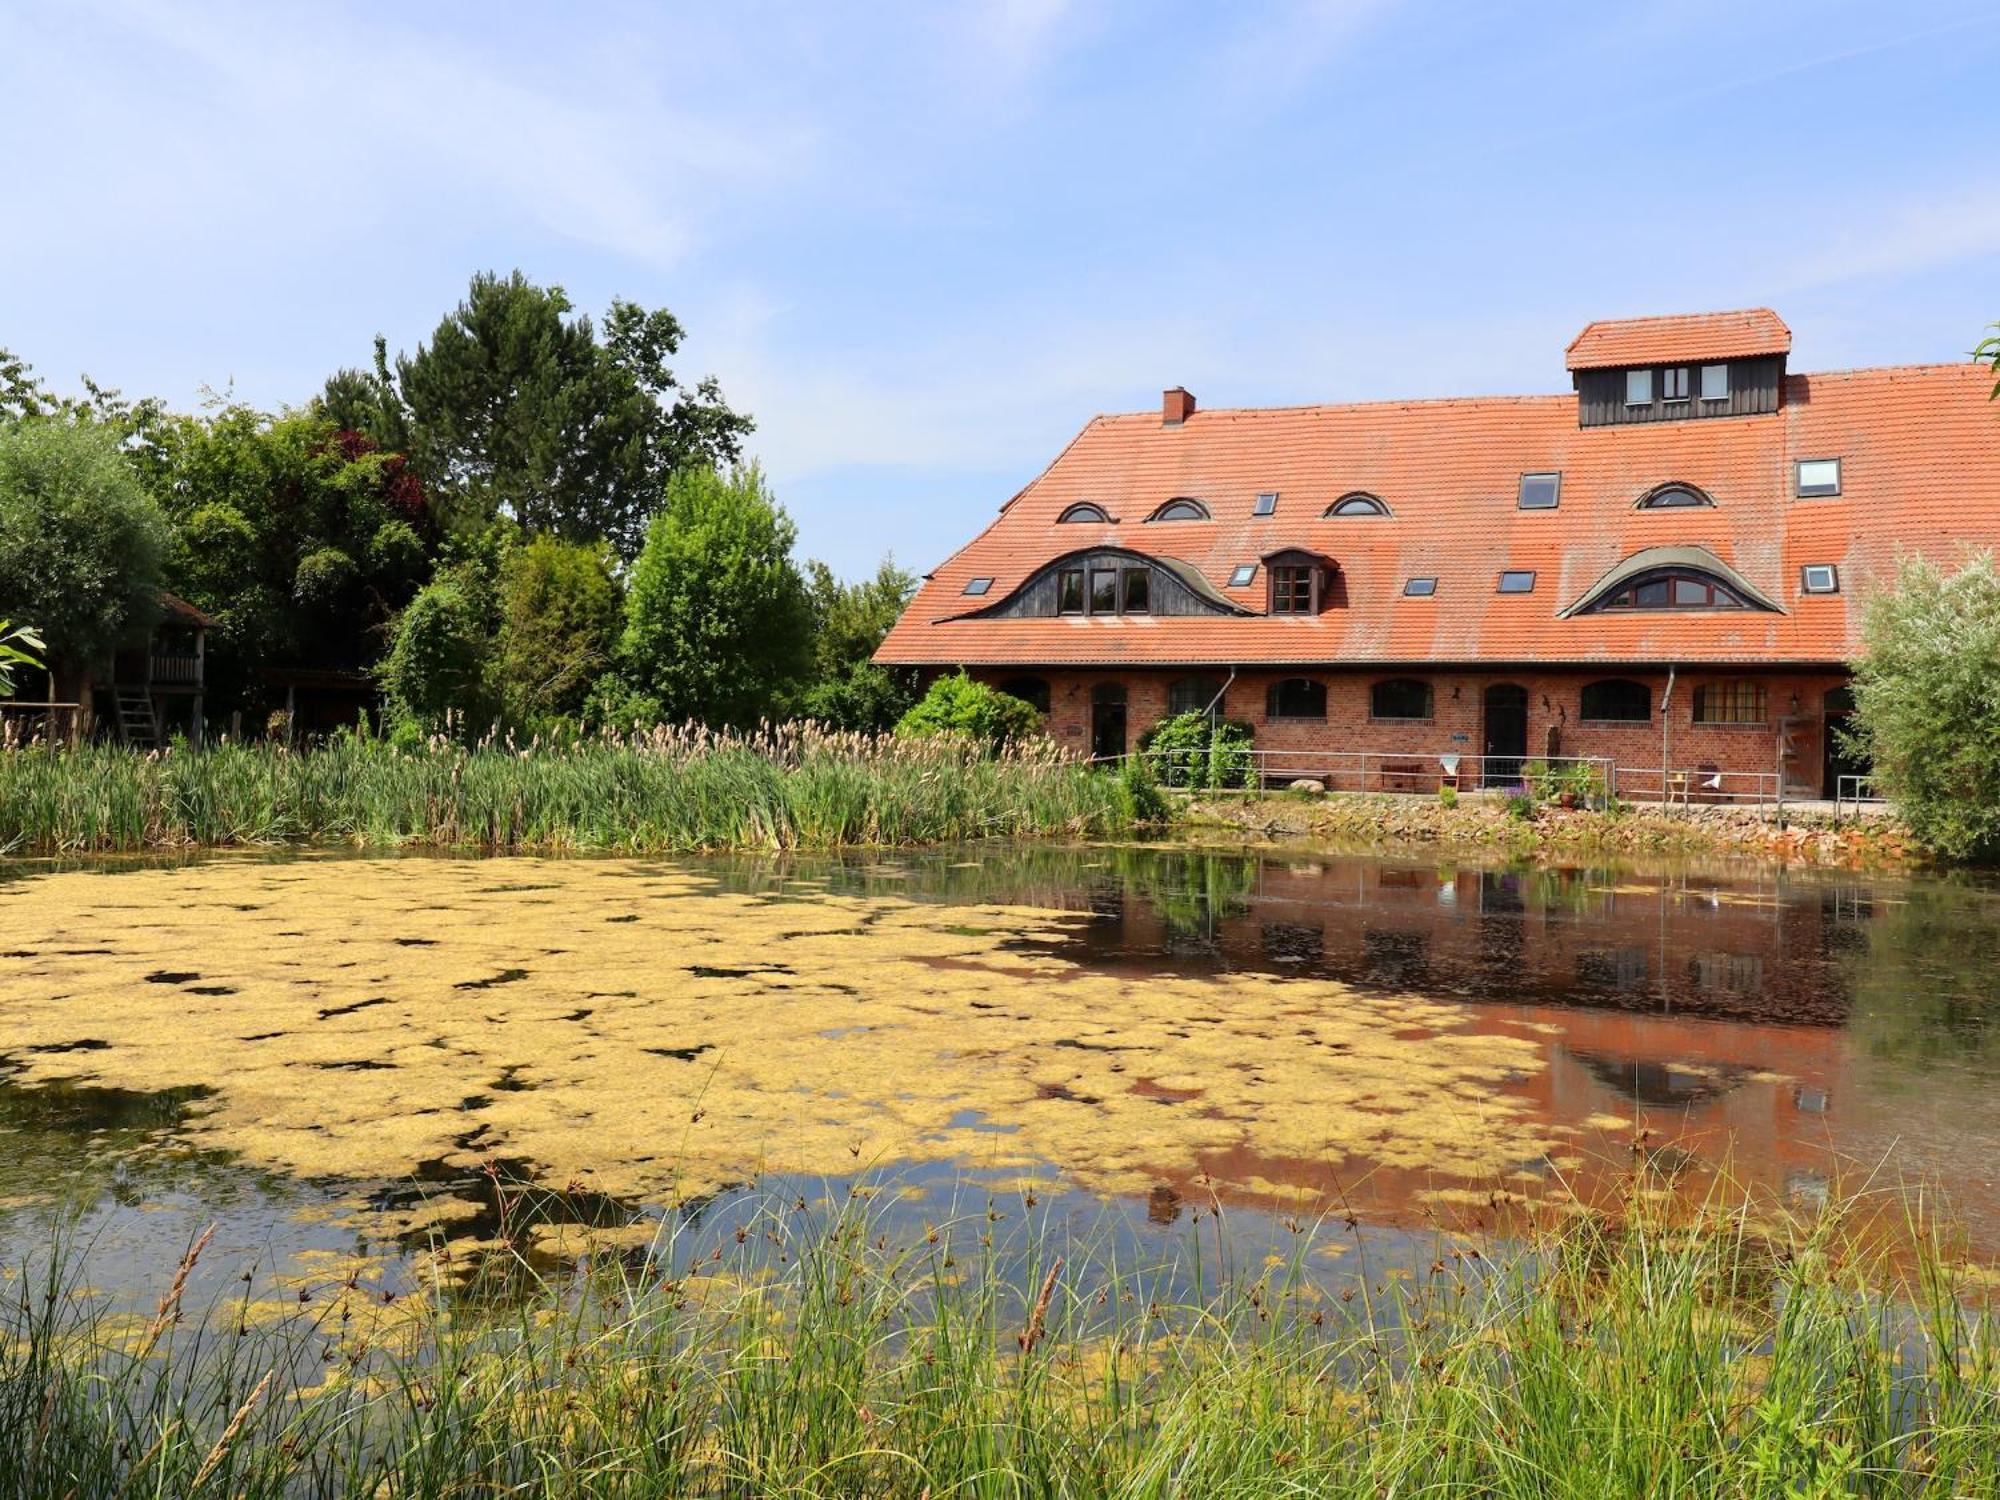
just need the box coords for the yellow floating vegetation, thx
[0,856,1552,1221]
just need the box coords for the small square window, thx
[1796,459,1842,497]
[1801,564,1839,595]
[1253,491,1278,516]
[1497,570,1536,594]
[1228,564,1258,588]
[962,577,993,596]
[1403,576,1437,597]
[1625,369,1653,406]
[1518,472,1561,510]
[1701,363,1729,401]
[1662,367,1690,402]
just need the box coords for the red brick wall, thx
[980,666,1852,797]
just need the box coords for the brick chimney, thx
[1162,386,1196,426]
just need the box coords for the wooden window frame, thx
[1121,567,1151,613]
[1057,569,1085,615]
[1270,563,1319,615]
[1266,676,1328,720]
[1369,677,1435,722]
[1579,678,1652,724]
[1691,680,1768,726]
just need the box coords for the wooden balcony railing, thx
[149,654,202,685]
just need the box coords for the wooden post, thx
[190,629,206,748]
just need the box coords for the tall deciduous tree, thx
[618,465,812,727]
[325,272,751,559]
[789,556,920,729]
[0,420,168,699]
[494,535,623,725]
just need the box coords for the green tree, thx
[494,535,623,725]
[0,420,168,698]
[619,465,812,727]
[1849,551,2000,861]
[151,408,435,717]
[326,272,751,558]
[1976,321,1999,399]
[0,621,44,698]
[895,672,1043,747]
[378,576,497,732]
[789,556,919,729]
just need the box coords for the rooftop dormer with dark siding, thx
[1567,309,1790,428]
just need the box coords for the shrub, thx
[1438,784,1458,809]
[1505,791,1538,822]
[1146,712,1257,790]
[895,672,1042,748]
[1850,551,2000,861]
[1116,752,1171,825]
[379,579,496,731]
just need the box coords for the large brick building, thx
[876,311,2000,798]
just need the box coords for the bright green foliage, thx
[620,465,813,727]
[0,620,44,698]
[1850,551,2000,861]
[1147,710,1256,788]
[894,672,1043,747]
[790,556,920,729]
[1977,321,1999,399]
[0,420,167,688]
[327,272,752,558]
[378,578,496,732]
[494,535,623,725]
[151,408,433,712]
[1116,751,1171,824]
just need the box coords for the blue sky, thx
[4,2,1998,578]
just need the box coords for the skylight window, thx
[1229,564,1258,588]
[1518,472,1561,510]
[963,577,993,596]
[1796,459,1842,498]
[1403,577,1437,597]
[1801,564,1839,595]
[1497,570,1536,594]
[1253,491,1278,516]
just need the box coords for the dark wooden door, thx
[1483,683,1529,784]
[1091,700,1127,761]
[1822,687,1868,797]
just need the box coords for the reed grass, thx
[0,724,1135,855]
[3,1182,1997,1497]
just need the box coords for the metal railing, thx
[1115,747,1617,800]
[1834,773,1885,819]
[1613,766,1781,808]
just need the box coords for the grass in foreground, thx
[0,724,1135,855]
[3,1182,1997,1497]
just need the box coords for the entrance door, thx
[1822,686,1869,798]
[1483,683,1529,785]
[1090,684,1128,762]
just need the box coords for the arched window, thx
[1370,678,1433,721]
[1266,677,1327,720]
[1636,483,1714,509]
[997,676,1051,715]
[1580,679,1651,723]
[1149,498,1211,522]
[1692,681,1767,725]
[1588,568,1752,611]
[1057,502,1110,523]
[1325,492,1389,517]
[1167,676,1224,717]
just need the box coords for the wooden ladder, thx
[112,688,158,748]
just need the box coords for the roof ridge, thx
[1096,391,1575,422]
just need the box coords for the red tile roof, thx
[876,361,2000,671]
[1565,309,1791,371]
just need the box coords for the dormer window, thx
[1636,482,1713,509]
[1150,498,1210,522]
[1271,565,1317,614]
[1057,502,1110,523]
[1701,363,1729,401]
[1625,369,1653,406]
[1662,367,1691,403]
[1326,493,1390,517]
[1253,491,1278,516]
[1518,472,1561,510]
[1592,569,1752,611]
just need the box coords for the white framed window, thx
[1796,459,1842,497]
[1518,472,1561,510]
[1801,564,1839,595]
[1625,368,1653,406]
[1228,563,1257,588]
[1700,363,1729,401]
[1662,366,1690,403]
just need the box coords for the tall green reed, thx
[0,723,1135,855]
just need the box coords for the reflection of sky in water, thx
[3,844,2000,1312]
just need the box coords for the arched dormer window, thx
[1589,569,1753,611]
[1149,498,1210,522]
[1325,492,1390,517]
[1057,502,1110,523]
[1266,677,1327,719]
[1635,482,1714,509]
[1559,545,1782,618]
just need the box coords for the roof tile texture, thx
[1565,309,1792,370]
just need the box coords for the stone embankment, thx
[1182,791,1914,866]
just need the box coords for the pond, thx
[2,843,1998,1315]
